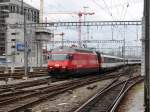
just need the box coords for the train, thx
[47,46,141,78]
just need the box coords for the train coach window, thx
[109,58,115,63]
[104,57,118,63]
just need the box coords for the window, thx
[11,39,16,41]
[0,58,6,64]
[0,38,5,41]
[13,6,15,13]
[11,33,17,35]
[17,5,19,13]
[0,0,10,3]
[10,6,13,12]
[104,57,116,63]
[49,54,69,61]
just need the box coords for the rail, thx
[73,76,143,112]
[0,72,122,112]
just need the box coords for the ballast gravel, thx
[32,79,114,112]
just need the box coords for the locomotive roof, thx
[51,46,95,53]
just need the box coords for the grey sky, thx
[24,0,143,22]
[24,0,143,54]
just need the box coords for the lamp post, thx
[54,32,65,47]
[3,10,9,74]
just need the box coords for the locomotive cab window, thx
[48,54,72,61]
[68,55,73,60]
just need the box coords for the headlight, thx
[49,66,53,69]
[55,64,60,67]
[62,66,66,69]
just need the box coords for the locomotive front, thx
[48,53,74,77]
[47,46,101,78]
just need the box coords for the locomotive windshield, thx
[48,54,70,61]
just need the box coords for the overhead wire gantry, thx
[10,21,142,28]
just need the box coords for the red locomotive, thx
[48,46,101,78]
[47,46,136,78]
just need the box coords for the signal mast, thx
[47,11,95,47]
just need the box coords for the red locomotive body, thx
[48,47,101,77]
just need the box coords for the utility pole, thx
[123,25,126,66]
[22,0,28,79]
[111,25,114,40]
[123,38,126,66]
[144,0,150,111]
[21,0,23,15]
[40,0,44,22]
[54,32,65,47]
[83,6,88,21]
[4,11,8,74]
[83,6,90,46]
[78,12,82,47]
[61,32,64,47]
[78,12,94,47]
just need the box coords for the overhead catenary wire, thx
[102,0,114,19]
[119,0,126,20]
[114,0,121,21]
[91,0,114,20]
[122,0,130,20]
[23,0,142,52]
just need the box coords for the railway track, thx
[0,65,139,112]
[0,71,125,112]
[73,76,143,112]
[0,77,51,94]
[0,64,139,80]
[0,65,131,95]
[0,67,48,80]
[0,72,48,80]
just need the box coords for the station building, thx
[0,0,53,67]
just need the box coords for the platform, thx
[117,82,144,112]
